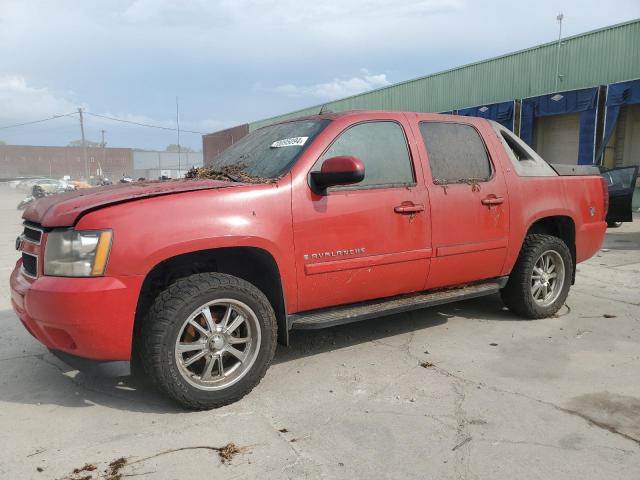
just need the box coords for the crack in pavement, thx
[0,353,43,362]
[366,330,640,450]
[258,412,327,476]
[571,289,640,307]
[363,409,457,431]
[554,406,640,447]
[426,364,640,448]
[452,380,474,480]
[476,437,636,455]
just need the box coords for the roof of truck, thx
[264,110,460,127]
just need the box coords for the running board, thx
[288,277,508,330]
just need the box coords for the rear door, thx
[602,166,639,222]
[416,120,510,289]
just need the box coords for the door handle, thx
[481,196,504,206]
[394,203,425,214]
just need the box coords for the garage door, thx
[533,113,580,165]
[612,104,640,209]
[614,104,640,168]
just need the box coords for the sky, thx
[0,0,638,151]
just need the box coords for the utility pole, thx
[176,96,181,176]
[100,130,106,179]
[554,12,564,92]
[78,107,89,180]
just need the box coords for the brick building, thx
[0,145,133,180]
[202,124,249,166]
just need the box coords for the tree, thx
[0,140,6,145]
[165,144,195,153]
[68,139,101,147]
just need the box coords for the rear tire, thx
[140,273,277,410]
[607,221,623,228]
[501,234,573,319]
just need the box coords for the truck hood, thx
[23,179,239,227]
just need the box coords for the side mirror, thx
[310,156,365,194]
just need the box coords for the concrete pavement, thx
[0,185,638,479]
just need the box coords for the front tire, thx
[501,234,573,319]
[140,273,277,410]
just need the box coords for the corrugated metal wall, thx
[132,151,203,179]
[133,151,203,170]
[248,19,640,131]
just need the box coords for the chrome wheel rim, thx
[174,299,261,391]
[531,250,565,307]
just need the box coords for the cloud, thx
[2,0,639,147]
[271,70,391,100]
[120,0,462,26]
[122,0,216,26]
[0,75,80,124]
[0,75,177,132]
[91,111,236,135]
[0,74,231,147]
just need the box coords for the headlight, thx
[44,229,113,277]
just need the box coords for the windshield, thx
[209,119,329,180]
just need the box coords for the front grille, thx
[22,252,37,277]
[23,223,43,244]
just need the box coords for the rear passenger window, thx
[317,121,414,188]
[419,122,492,184]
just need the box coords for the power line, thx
[0,109,206,135]
[0,112,78,131]
[84,111,204,134]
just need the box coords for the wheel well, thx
[526,216,576,283]
[133,248,288,358]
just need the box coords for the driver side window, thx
[316,121,415,188]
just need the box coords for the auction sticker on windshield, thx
[270,136,308,148]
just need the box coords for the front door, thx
[292,116,431,312]
[415,119,510,289]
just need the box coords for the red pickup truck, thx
[11,111,616,409]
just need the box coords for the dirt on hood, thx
[184,164,276,184]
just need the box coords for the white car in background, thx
[17,178,71,194]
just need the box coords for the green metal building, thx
[203,19,640,202]
[248,19,639,130]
